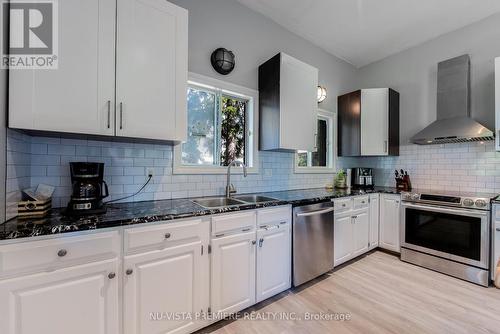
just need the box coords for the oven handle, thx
[402,202,489,217]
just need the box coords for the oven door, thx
[401,202,490,269]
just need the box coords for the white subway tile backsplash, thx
[338,142,500,194]
[9,133,499,217]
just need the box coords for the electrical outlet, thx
[147,168,154,178]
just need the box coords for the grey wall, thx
[357,12,500,143]
[170,0,358,113]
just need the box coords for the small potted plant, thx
[334,169,347,189]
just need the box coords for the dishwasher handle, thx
[296,207,334,217]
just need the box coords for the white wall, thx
[0,68,6,222]
[170,0,357,113]
[357,12,500,144]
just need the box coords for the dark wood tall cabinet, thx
[338,88,399,157]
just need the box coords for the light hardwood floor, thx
[197,251,500,334]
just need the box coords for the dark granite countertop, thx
[0,187,400,241]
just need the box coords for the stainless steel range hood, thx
[410,55,494,145]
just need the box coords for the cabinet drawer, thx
[257,206,291,227]
[353,196,370,210]
[212,211,256,235]
[333,198,352,213]
[124,218,204,253]
[0,231,120,276]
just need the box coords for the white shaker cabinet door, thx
[9,0,116,136]
[0,259,120,334]
[334,213,353,267]
[116,0,188,141]
[280,54,318,151]
[360,88,389,156]
[352,209,370,258]
[211,231,256,314]
[123,241,206,334]
[379,194,401,253]
[256,223,291,303]
[369,194,380,249]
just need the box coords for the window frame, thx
[173,72,259,175]
[294,109,337,174]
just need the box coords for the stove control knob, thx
[411,194,420,201]
[463,198,474,207]
[403,193,411,200]
[474,199,487,208]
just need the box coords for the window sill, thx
[294,167,336,174]
[173,165,259,175]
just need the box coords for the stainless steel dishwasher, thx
[292,201,334,286]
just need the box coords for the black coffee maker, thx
[66,162,109,216]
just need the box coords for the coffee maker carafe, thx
[66,162,109,215]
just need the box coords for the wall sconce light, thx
[317,86,327,103]
[211,48,235,75]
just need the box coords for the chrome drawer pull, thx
[108,272,116,279]
[126,269,133,275]
[242,228,251,232]
[164,233,171,239]
[57,249,67,257]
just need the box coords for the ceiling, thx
[236,0,500,68]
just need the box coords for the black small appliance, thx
[66,162,109,216]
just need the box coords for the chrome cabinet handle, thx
[259,238,264,247]
[108,272,116,279]
[242,228,251,232]
[119,102,123,130]
[384,140,388,153]
[126,269,133,275]
[107,100,111,128]
[57,249,67,257]
[251,240,256,245]
[164,233,171,239]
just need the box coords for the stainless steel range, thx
[400,191,492,286]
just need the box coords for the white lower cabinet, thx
[0,258,120,334]
[0,206,293,334]
[352,210,370,258]
[369,194,380,250]
[334,208,370,267]
[379,194,401,253]
[256,221,291,303]
[211,230,256,314]
[334,212,354,266]
[123,219,209,334]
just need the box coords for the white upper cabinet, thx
[361,89,389,155]
[495,57,500,151]
[259,53,318,151]
[338,88,399,157]
[9,0,116,136]
[116,0,188,141]
[9,0,188,142]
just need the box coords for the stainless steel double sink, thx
[192,195,278,209]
